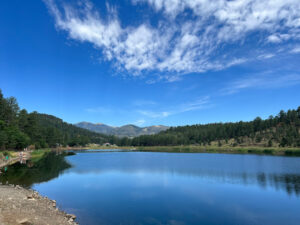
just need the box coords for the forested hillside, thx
[121,107,300,147]
[1,89,300,150]
[0,90,110,150]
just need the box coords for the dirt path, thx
[0,152,31,169]
[0,185,78,225]
[0,158,19,168]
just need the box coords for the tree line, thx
[1,89,300,150]
[116,107,300,147]
[0,89,112,150]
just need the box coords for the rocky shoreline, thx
[0,184,78,225]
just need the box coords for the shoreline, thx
[0,157,20,169]
[0,184,77,225]
[1,145,300,167]
[0,151,31,169]
[1,146,299,225]
[58,145,300,156]
[136,146,300,156]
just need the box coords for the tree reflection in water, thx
[0,152,72,188]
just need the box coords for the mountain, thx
[75,122,169,137]
[74,122,115,134]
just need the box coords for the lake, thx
[1,150,300,225]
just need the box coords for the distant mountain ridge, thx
[75,122,169,137]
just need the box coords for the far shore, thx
[55,145,300,156]
[1,145,300,168]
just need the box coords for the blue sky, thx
[1,0,300,127]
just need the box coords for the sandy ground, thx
[0,185,78,225]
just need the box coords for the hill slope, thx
[125,107,300,148]
[0,90,111,150]
[1,89,300,150]
[75,122,169,137]
[74,122,114,134]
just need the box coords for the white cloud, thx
[137,0,300,34]
[258,54,275,60]
[290,46,300,54]
[267,35,282,43]
[45,0,300,81]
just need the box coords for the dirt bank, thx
[0,151,31,169]
[0,185,77,225]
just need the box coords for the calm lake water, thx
[1,151,300,225]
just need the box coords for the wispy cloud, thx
[257,54,275,60]
[44,0,300,81]
[138,110,171,118]
[138,96,210,118]
[221,73,300,95]
[290,46,300,54]
[85,106,112,114]
[133,119,146,126]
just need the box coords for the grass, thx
[30,149,51,162]
[3,145,300,158]
[63,144,300,156]
[0,151,17,159]
[135,145,300,156]
[1,149,53,168]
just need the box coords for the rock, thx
[51,199,57,207]
[1,185,78,225]
[32,192,39,198]
[66,214,76,220]
[16,218,29,224]
[27,195,35,200]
